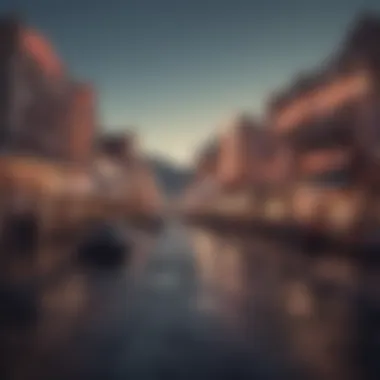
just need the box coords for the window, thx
[290,102,357,152]
[303,167,352,188]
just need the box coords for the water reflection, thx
[0,225,157,380]
[190,228,378,380]
[192,231,248,333]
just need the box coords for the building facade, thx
[268,15,380,191]
[65,82,97,164]
[0,16,71,159]
[217,114,267,188]
[264,14,380,228]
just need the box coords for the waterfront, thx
[1,221,378,380]
[190,226,379,380]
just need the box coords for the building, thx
[217,114,254,187]
[0,16,70,159]
[92,131,140,198]
[97,131,138,165]
[194,139,220,180]
[65,82,97,164]
[217,114,271,189]
[268,13,380,190]
[254,132,292,188]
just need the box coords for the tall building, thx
[217,114,269,188]
[268,13,380,189]
[65,82,97,164]
[0,16,70,159]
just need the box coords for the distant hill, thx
[147,155,193,197]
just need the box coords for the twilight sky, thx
[1,0,380,166]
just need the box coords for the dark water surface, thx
[190,226,380,380]
[0,221,379,380]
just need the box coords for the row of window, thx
[286,100,360,152]
[301,168,352,188]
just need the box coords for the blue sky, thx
[1,0,380,165]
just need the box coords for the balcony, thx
[298,149,353,175]
[272,70,370,135]
[299,167,353,189]
[286,117,353,153]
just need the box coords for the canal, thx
[1,221,379,380]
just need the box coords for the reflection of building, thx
[0,16,70,159]
[268,14,380,189]
[191,230,361,380]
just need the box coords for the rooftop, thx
[268,11,380,113]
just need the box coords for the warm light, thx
[214,192,252,215]
[328,197,358,232]
[22,28,63,78]
[265,198,285,220]
[274,71,370,133]
[293,186,321,222]
[286,282,313,318]
[299,150,351,174]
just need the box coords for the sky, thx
[1,0,380,166]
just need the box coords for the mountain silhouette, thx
[147,155,193,197]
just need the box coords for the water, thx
[0,221,379,379]
[190,227,380,380]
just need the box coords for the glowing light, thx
[22,28,63,77]
[274,71,370,133]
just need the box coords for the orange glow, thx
[299,149,351,174]
[21,28,63,77]
[0,156,65,193]
[274,71,371,133]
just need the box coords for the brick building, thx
[0,16,71,160]
[268,13,380,191]
[65,82,97,164]
[255,133,293,188]
[217,114,268,188]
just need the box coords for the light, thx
[328,198,357,231]
[293,187,319,222]
[214,192,252,215]
[265,198,285,220]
